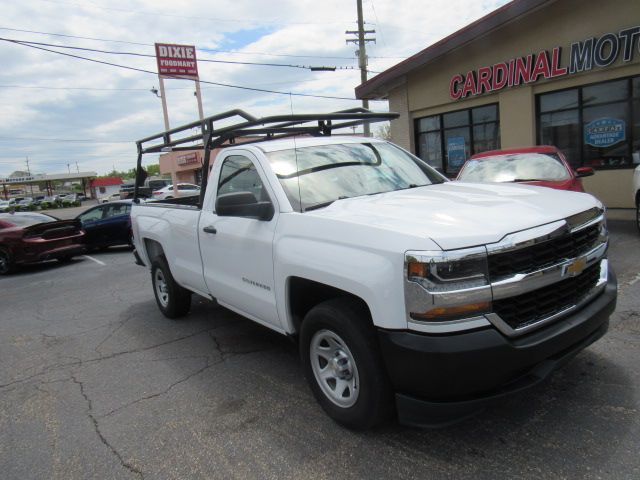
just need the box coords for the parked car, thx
[152,183,200,200]
[633,164,640,232]
[32,196,46,206]
[120,178,172,199]
[456,146,594,192]
[16,197,34,211]
[132,113,616,429]
[0,212,85,274]
[76,200,133,250]
[0,200,10,213]
[100,193,121,203]
[61,194,80,207]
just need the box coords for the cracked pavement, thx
[1,220,639,479]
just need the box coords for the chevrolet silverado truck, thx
[130,110,617,429]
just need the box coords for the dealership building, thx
[356,0,640,208]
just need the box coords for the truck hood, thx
[308,182,602,250]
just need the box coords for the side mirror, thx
[215,192,274,221]
[575,167,595,178]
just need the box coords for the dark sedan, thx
[76,201,133,250]
[0,212,85,274]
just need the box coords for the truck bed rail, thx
[133,108,399,207]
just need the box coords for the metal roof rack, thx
[133,108,399,205]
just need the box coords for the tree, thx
[374,124,392,141]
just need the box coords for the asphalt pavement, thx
[1,220,639,479]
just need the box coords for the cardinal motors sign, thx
[155,43,199,79]
[449,25,640,100]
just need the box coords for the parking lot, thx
[0,219,639,479]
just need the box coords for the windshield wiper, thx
[304,196,349,212]
[512,178,543,182]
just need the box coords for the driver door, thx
[198,153,281,329]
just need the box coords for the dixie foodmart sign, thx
[449,25,640,100]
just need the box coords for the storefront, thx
[356,0,640,208]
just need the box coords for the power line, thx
[12,38,353,71]
[1,38,379,101]
[0,26,405,60]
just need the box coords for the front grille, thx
[488,223,600,279]
[493,262,601,330]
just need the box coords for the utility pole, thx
[25,156,34,196]
[346,0,375,136]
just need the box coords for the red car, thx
[456,145,594,192]
[0,212,85,275]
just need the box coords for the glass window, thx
[104,204,128,218]
[458,153,570,183]
[418,132,443,170]
[633,99,640,166]
[415,103,500,176]
[419,116,439,131]
[444,128,471,170]
[0,213,57,227]
[539,89,579,113]
[537,75,639,169]
[634,77,640,98]
[583,80,628,106]
[539,109,581,167]
[218,156,267,202]
[473,123,500,154]
[583,102,631,168]
[472,104,498,123]
[79,207,104,223]
[267,142,444,212]
[443,110,469,128]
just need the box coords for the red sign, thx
[449,24,640,100]
[177,152,200,166]
[155,43,199,78]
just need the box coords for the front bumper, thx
[378,272,617,427]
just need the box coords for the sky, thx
[0,0,509,177]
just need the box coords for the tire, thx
[165,196,173,200]
[57,256,73,263]
[299,297,394,429]
[151,257,191,319]
[0,249,13,275]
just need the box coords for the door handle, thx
[202,225,217,234]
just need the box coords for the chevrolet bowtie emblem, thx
[563,257,587,277]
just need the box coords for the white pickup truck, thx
[131,111,617,428]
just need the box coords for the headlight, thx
[406,248,489,292]
[405,248,491,322]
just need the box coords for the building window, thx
[415,104,500,176]
[537,75,640,169]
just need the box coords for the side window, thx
[104,204,127,218]
[80,207,104,223]
[217,155,267,201]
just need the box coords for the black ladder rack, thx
[133,108,399,206]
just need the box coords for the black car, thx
[75,201,133,250]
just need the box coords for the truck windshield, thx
[267,142,446,212]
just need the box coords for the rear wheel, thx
[0,250,12,275]
[299,298,393,429]
[151,257,191,318]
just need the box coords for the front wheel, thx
[299,298,393,429]
[0,250,13,275]
[151,257,191,318]
[636,202,639,234]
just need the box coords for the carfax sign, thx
[155,43,199,78]
[584,118,626,148]
[447,137,467,168]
